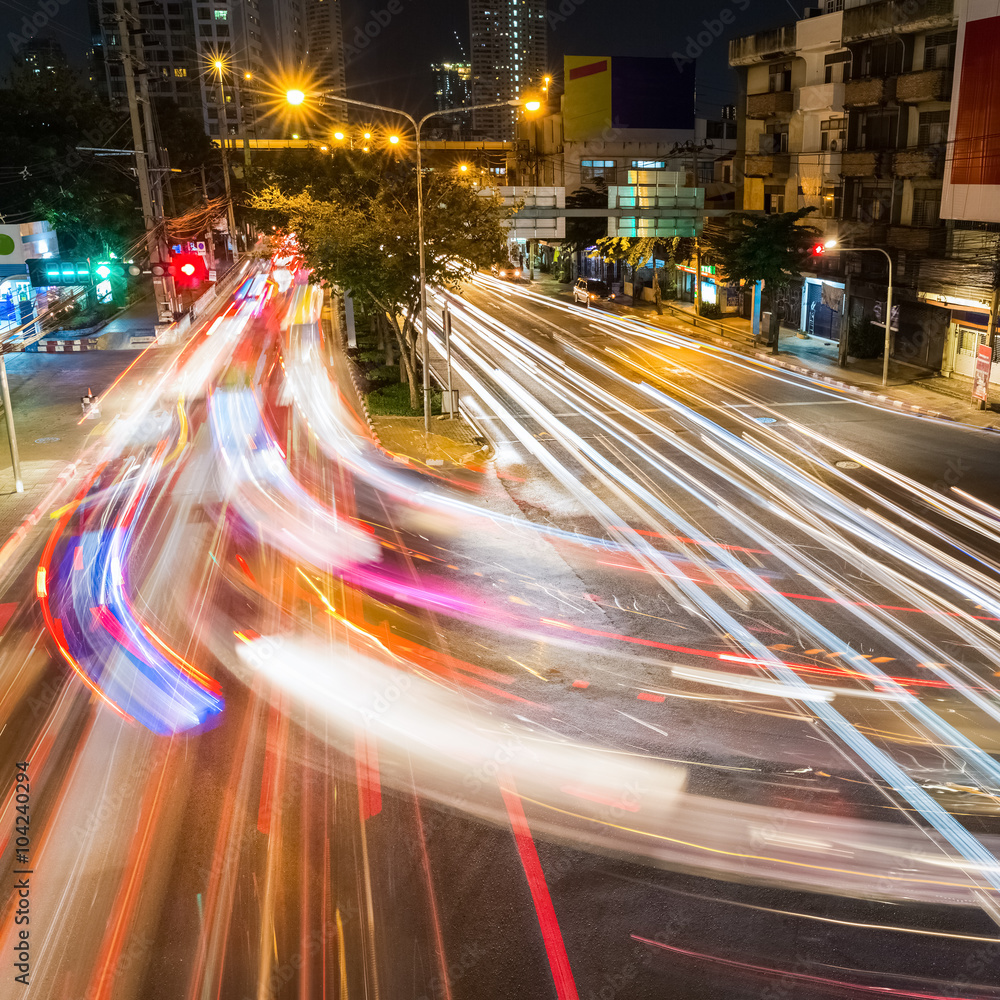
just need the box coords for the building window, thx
[820,117,846,151]
[923,30,956,70]
[821,186,841,218]
[764,184,785,214]
[214,8,228,18]
[824,0,843,10]
[632,160,665,169]
[855,182,893,223]
[858,109,899,150]
[216,24,229,34]
[917,109,949,147]
[581,159,616,184]
[199,24,212,34]
[957,327,981,355]
[911,187,941,227]
[763,125,788,153]
[853,39,904,79]
[174,67,187,77]
[768,62,792,93]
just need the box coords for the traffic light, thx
[27,258,91,287]
[151,254,209,289]
[810,243,826,256]
[172,252,209,289]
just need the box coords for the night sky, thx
[0,0,807,119]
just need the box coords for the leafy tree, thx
[254,163,513,408]
[700,208,819,344]
[0,62,142,255]
[595,235,696,315]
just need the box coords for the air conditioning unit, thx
[829,139,840,152]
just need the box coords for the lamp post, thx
[287,89,539,433]
[212,61,240,258]
[823,240,893,386]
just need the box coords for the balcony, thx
[895,68,951,103]
[843,0,953,42]
[893,148,943,178]
[844,76,895,106]
[841,150,883,175]
[744,153,791,176]
[887,225,946,253]
[729,25,797,66]
[746,91,794,119]
[797,82,845,113]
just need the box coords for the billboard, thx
[563,55,695,142]
[940,0,1000,222]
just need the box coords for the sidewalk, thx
[533,277,999,431]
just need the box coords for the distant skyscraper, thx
[20,38,68,80]
[469,0,546,140]
[431,61,471,137]
[433,61,472,112]
[89,0,266,140]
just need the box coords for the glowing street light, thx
[389,134,400,144]
[459,163,469,172]
[334,131,345,141]
[284,87,538,432]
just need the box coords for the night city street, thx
[2,0,1000,997]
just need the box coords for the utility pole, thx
[199,165,217,273]
[214,68,239,258]
[114,0,176,321]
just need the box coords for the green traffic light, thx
[96,264,111,279]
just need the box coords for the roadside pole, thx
[0,353,23,493]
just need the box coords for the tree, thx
[0,62,143,256]
[595,236,695,315]
[701,208,819,346]
[254,162,513,408]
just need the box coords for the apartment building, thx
[729,0,973,371]
[90,0,267,140]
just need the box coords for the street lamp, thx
[211,58,240,257]
[285,88,539,433]
[822,240,894,387]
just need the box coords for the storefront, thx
[800,277,845,340]
[676,263,741,314]
[920,293,1000,382]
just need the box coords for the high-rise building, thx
[433,61,472,112]
[20,38,68,80]
[89,0,266,140]
[469,0,546,140]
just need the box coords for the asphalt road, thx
[1,270,1000,1000]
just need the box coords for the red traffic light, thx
[170,252,209,288]
[811,243,826,256]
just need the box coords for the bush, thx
[847,317,884,359]
[366,364,399,385]
[366,382,442,416]
[698,301,722,319]
[60,302,117,330]
[356,349,384,364]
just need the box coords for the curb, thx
[751,350,1000,431]
[27,337,101,353]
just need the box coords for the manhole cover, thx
[34,437,60,444]
[835,460,860,470]
[754,416,777,424]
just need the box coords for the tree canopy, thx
[700,208,819,289]
[253,154,514,405]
